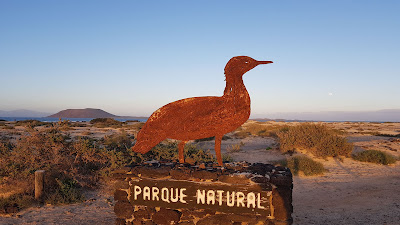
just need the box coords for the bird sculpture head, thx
[224,56,273,76]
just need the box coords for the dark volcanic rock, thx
[152,208,181,225]
[114,201,134,219]
[197,214,232,225]
[114,189,128,202]
[133,208,151,220]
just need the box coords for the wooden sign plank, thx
[128,178,273,216]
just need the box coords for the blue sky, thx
[1,1,399,119]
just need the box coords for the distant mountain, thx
[0,109,50,117]
[48,108,117,118]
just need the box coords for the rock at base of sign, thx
[115,218,126,225]
[114,201,134,219]
[178,221,195,225]
[197,214,232,225]
[114,189,128,202]
[152,208,181,225]
[272,188,293,222]
[133,207,151,220]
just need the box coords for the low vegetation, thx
[1,125,15,130]
[90,118,123,128]
[0,126,214,213]
[352,150,397,165]
[194,135,231,142]
[233,122,286,138]
[276,123,353,158]
[279,156,327,176]
[142,142,216,163]
[227,142,245,153]
[125,122,145,131]
[15,120,50,128]
[0,192,35,214]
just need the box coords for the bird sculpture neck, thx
[223,72,250,105]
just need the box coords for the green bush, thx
[280,156,326,176]
[45,178,84,205]
[352,150,397,165]
[276,123,353,158]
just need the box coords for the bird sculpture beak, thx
[257,61,273,65]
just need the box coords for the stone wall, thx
[112,162,292,225]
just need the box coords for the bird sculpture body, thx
[132,56,273,166]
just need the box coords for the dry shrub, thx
[0,128,102,209]
[276,123,353,158]
[126,122,145,131]
[15,120,50,128]
[0,141,13,166]
[243,123,282,137]
[1,127,217,212]
[279,156,326,176]
[90,118,123,128]
[227,142,244,153]
[56,119,72,131]
[103,130,133,150]
[234,122,286,138]
[1,126,15,130]
[352,150,397,165]
[222,153,234,163]
[194,135,231,142]
[233,128,250,139]
[81,131,92,136]
[0,192,35,213]
[4,128,70,178]
[140,141,215,163]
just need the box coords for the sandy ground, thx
[0,190,116,225]
[1,121,400,224]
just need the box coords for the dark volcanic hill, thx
[48,108,117,118]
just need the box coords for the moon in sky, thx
[328,92,333,96]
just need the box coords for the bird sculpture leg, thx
[215,135,223,166]
[178,141,187,164]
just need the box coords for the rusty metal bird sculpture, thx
[132,56,273,166]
